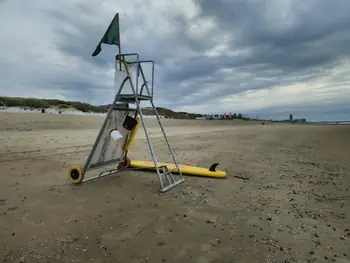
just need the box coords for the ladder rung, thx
[118,94,153,101]
[160,178,185,193]
[168,168,179,173]
[160,169,173,176]
[158,166,178,174]
[163,172,174,185]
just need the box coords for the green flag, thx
[92,13,120,57]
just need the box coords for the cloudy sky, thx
[1,0,350,121]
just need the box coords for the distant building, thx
[294,118,307,123]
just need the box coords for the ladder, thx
[81,53,184,192]
[117,53,185,192]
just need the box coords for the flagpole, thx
[117,13,122,72]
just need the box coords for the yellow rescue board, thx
[124,117,140,151]
[129,161,226,178]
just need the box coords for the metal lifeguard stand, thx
[68,54,185,192]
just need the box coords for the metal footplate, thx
[158,165,185,193]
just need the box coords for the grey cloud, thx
[155,0,350,115]
[197,0,350,69]
[1,0,350,121]
[48,9,112,68]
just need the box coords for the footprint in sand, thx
[200,243,212,252]
[7,206,18,211]
[196,256,211,263]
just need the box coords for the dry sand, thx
[0,112,349,263]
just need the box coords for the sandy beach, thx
[0,112,349,263]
